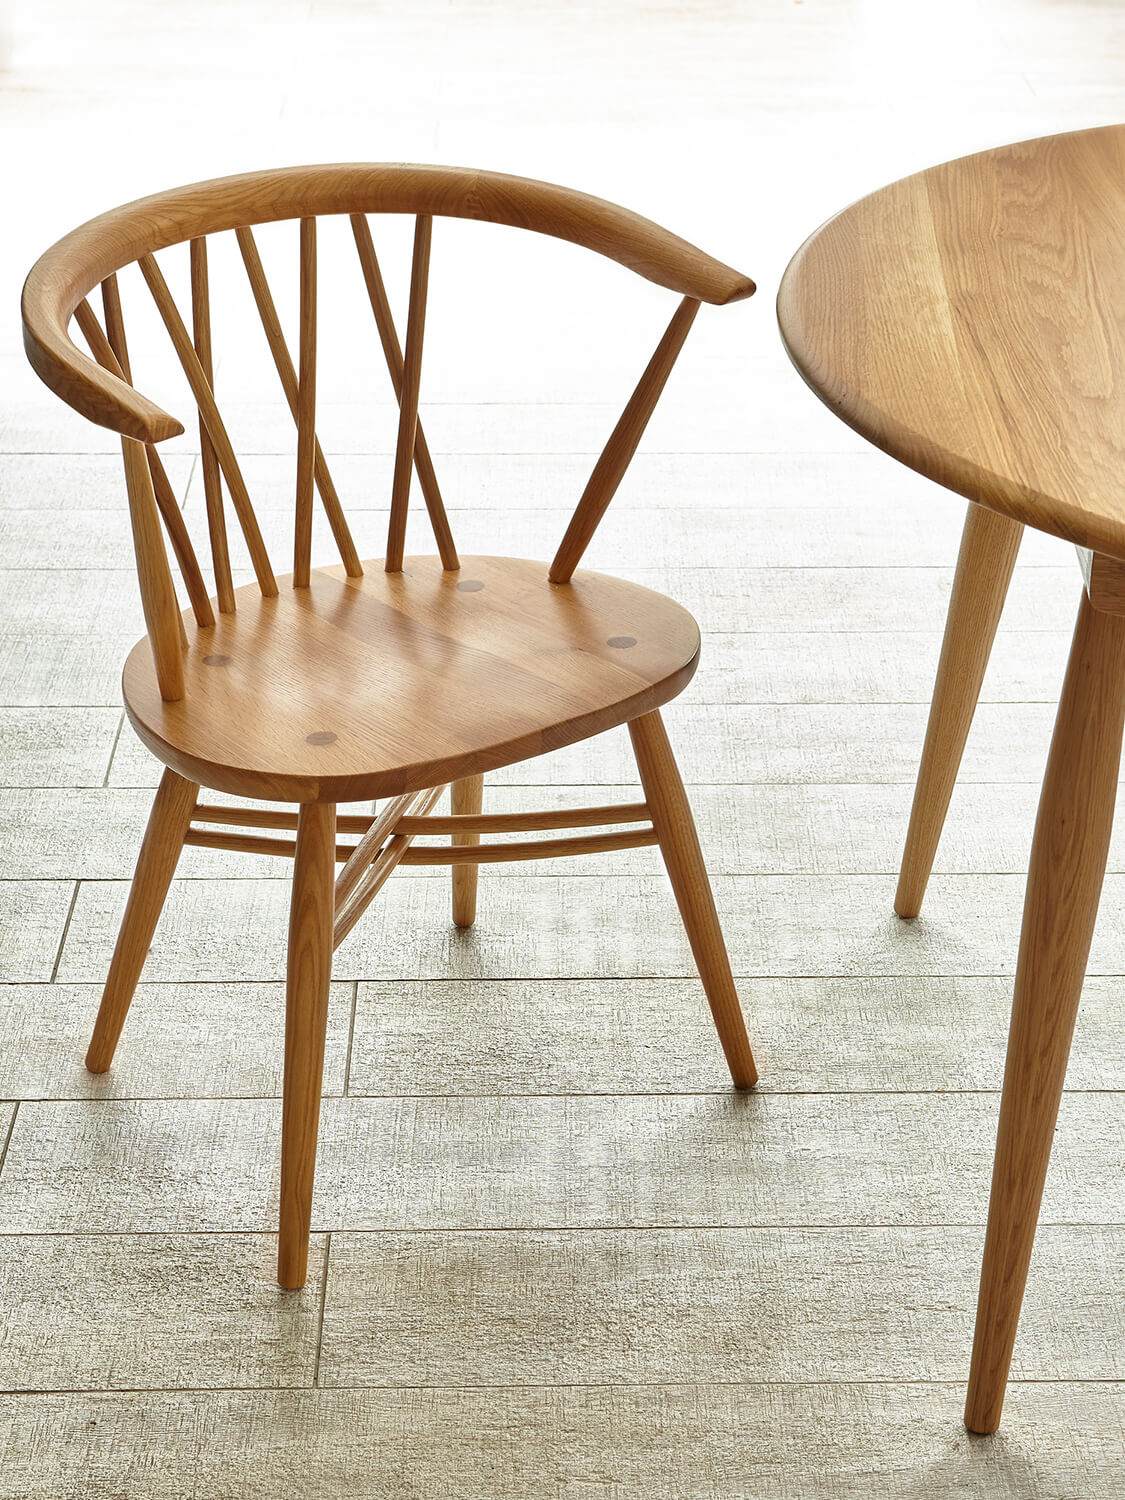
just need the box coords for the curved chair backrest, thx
[21,164,755,701]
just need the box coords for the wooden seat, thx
[124,554,701,803]
[22,162,757,1291]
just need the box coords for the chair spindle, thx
[385,214,433,573]
[294,218,317,587]
[103,275,205,632]
[234,226,362,579]
[550,295,700,584]
[121,434,185,701]
[189,239,236,613]
[76,297,212,634]
[351,213,458,571]
[138,251,278,598]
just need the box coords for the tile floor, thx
[2,0,1125,1494]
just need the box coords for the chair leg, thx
[964,590,1125,1433]
[895,503,1024,918]
[628,710,757,1089]
[450,774,484,927]
[278,801,336,1289]
[85,767,198,1073]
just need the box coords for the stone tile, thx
[624,562,1078,634]
[347,973,1125,1096]
[0,982,352,1099]
[0,881,75,983]
[52,867,1125,985]
[696,629,1070,705]
[0,452,192,511]
[0,1232,325,1390]
[0,509,137,570]
[0,1381,1123,1500]
[319,1224,1125,1386]
[0,570,143,633]
[0,708,121,787]
[0,630,138,706]
[1,1091,1121,1234]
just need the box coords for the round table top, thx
[777,124,1125,561]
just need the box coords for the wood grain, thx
[293,218,316,589]
[386,216,432,573]
[966,592,1125,1432]
[450,774,484,926]
[550,296,700,582]
[350,213,457,570]
[24,165,753,442]
[120,556,701,802]
[234,225,362,579]
[189,237,235,613]
[279,801,336,1287]
[778,124,1125,562]
[629,711,757,1088]
[895,503,1025,916]
[85,768,199,1072]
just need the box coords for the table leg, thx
[964,587,1125,1432]
[895,503,1023,918]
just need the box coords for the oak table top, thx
[777,124,1125,562]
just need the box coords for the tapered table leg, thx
[895,503,1024,917]
[964,590,1125,1433]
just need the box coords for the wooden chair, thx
[21,164,758,1288]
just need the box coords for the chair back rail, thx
[23,164,755,703]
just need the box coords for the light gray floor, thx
[3,1,1125,1495]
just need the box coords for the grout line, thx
[0,1102,18,1178]
[0,1222,1120,1242]
[0,1086,1120,1105]
[312,1232,332,1388]
[101,712,126,789]
[341,981,359,1097]
[47,883,80,984]
[0,1375,1122,1399]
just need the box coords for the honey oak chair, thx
[22,164,758,1288]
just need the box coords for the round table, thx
[778,124,1125,1434]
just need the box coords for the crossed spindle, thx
[72,214,701,707]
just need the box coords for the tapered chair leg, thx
[895,503,1024,917]
[85,767,198,1073]
[964,591,1125,1433]
[628,710,757,1089]
[450,774,484,927]
[278,801,336,1289]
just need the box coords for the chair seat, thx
[122,554,702,802]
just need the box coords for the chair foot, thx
[896,503,1023,918]
[628,710,757,1089]
[85,767,198,1073]
[278,801,336,1289]
[450,774,484,927]
[964,590,1125,1433]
